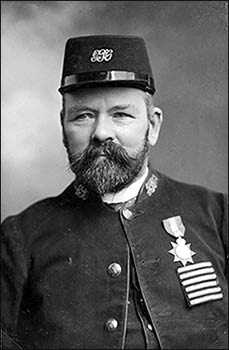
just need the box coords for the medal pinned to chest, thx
[162,216,224,308]
[162,216,196,266]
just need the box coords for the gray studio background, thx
[1,1,228,221]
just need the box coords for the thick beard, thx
[64,131,149,196]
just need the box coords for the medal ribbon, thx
[162,215,185,238]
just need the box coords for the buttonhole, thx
[68,257,73,265]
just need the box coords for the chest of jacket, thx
[19,194,227,349]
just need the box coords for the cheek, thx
[118,123,148,149]
[63,126,91,151]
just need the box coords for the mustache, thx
[65,132,150,195]
[69,140,136,169]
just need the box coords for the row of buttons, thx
[105,208,153,333]
[105,262,122,331]
[104,207,134,332]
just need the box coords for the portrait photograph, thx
[1,2,228,349]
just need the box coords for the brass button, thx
[122,208,133,220]
[107,262,122,278]
[147,323,153,331]
[104,318,118,332]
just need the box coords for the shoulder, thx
[157,171,227,206]
[152,170,227,229]
[1,182,76,234]
[155,171,228,265]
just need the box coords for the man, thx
[1,35,228,349]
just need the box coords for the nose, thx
[91,114,115,143]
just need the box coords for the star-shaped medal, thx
[169,237,196,266]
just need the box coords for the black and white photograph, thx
[1,1,228,349]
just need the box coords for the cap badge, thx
[162,216,196,266]
[90,49,114,63]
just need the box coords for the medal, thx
[162,216,196,266]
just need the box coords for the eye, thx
[77,113,92,119]
[71,112,94,122]
[113,112,134,119]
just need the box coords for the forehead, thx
[64,87,147,110]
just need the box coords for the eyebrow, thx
[67,106,97,114]
[108,104,136,113]
[67,104,139,114]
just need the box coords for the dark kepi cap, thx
[58,35,155,95]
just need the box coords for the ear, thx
[60,109,64,126]
[60,110,68,148]
[148,107,163,146]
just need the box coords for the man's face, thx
[62,87,152,195]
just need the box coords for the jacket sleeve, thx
[221,193,228,280]
[1,216,28,349]
[1,330,23,350]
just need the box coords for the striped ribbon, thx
[177,261,223,307]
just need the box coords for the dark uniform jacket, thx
[1,169,228,349]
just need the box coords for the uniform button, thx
[104,318,118,332]
[147,323,153,331]
[107,262,122,278]
[122,208,133,220]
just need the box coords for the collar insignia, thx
[74,172,159,201]
[74,183,89,200]
[145,174,158,196]
[162,216,196,266]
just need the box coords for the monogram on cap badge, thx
[90,49,114,62]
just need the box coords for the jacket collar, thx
[72,164,161,205]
